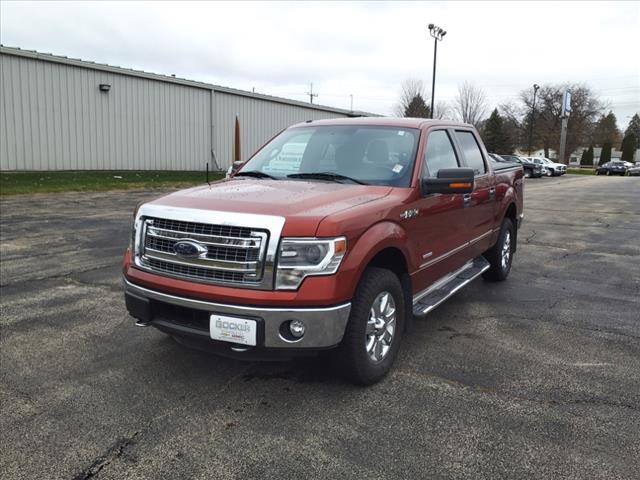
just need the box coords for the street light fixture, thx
[428,24,446,119]
[528,83,540,156]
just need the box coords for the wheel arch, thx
[503,201,518,251]
[363,246,414,332]
[342,222,415,332]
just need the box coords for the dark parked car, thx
[500,154,543,178]
[596,161,628,175]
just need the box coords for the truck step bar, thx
[412,256,491,316]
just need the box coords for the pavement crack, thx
[72,432,139,480]
[524,230,537,243]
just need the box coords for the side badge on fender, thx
[399,208,419,220]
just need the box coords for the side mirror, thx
[226,161,245,178]
[422,168,474,195]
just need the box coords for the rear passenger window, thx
[423,130,459,178]
[455,131,486,175]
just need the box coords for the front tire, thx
[336,267,405,385]
[482,218,515,282]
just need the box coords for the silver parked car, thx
[626,164,640,176]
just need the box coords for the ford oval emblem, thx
[173,240,207,258]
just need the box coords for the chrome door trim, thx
[417,229,493,271]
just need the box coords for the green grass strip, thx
[0,170,224,195]
[567,168,595,175]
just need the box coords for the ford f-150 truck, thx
[124,118,524,384]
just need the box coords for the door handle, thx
[489,187,496,200]
[463,193,471,208]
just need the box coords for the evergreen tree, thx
[482,108,513,153]
[579,149,587,165]
[593,112,621,146]
[582,146,594,166]
[403,94,430,118]
[624,113,640,144]
[600,142,612,164]
[620,133,637,162]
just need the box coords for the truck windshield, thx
[239,125,420,187]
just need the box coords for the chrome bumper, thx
[124,279,351,349]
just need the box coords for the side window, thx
[422,130,459,178]
[455,131,487,175]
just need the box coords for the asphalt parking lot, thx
[1,175,639,479]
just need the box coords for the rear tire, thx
[336,267,405,385]
[482,218,515,282]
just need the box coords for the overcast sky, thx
[2,1,639,128]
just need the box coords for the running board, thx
[412,256,490,316]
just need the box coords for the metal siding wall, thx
[1,51,360,171]
[213,92,349,169]
[0,53,211,171]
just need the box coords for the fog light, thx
[289,320,305,338]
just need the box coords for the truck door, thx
[452,129,496,257]
[409,129,469,290]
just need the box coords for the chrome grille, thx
[146,258,247,284]
[139,216,268,285]
[150,218,253,239]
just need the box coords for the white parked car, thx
[529,157,566,176]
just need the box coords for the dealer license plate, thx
[209,314,257,346]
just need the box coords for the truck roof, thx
[290,117,474,129]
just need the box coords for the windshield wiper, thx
[235,170,277,180]
[287,172,368,185]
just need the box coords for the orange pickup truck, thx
[124,118,524,384]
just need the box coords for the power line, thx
[306,83,318,104]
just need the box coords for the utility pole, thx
[527,83,540,156]
[307,83,318,104]
[428,24,446,119]
[558,90,571,164]
[349,94,353,112]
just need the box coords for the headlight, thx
[129,215,139,251]
[275,237,347,290]
[129,203,144,251]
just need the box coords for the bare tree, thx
[498,101,526,149]
[454,82,488,126]
[432,100,451,120]
[394,79,430,117]
[520,83,603,160]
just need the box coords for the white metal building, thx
[0,46,374,171]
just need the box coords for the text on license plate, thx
[209,314,257,346]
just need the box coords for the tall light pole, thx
[527,83,540,156]
[428,24,446,119]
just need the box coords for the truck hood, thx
[148,178,392,234]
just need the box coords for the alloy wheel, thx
[365,291,397,362]
[501,230,512,270]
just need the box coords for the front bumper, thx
[124,278,351,351]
